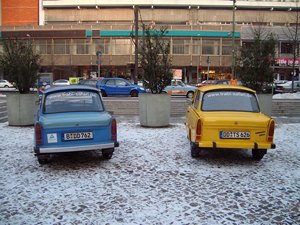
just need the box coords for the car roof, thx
[199,84,256,93]
[43,85,99,94]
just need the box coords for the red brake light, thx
[35,123,42,145]
[268,120,275,142]
[111,119,117,141]
[196,119,202,140]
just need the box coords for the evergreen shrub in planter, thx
[0,39,40,125]
[136,25,173,127]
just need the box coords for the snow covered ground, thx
[0,117,300,225]
[273,92,300,99]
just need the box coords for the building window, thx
[202,39,220,55]
[222,40,232,55]
[93,39,110,55]
[34,39,52,55]
[281,42,293,54]
[111,39,131,55]
[53,39,70,54]
[192,39,201,55]
[173,39,190,55]
[74,39,90,55]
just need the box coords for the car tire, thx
[102,148,114,159]
[252,149,267,160]
[130,90,138,97]
[37,155,50,164]
[186,91,194,99]
[191,142,200,158]
[101,90,107,97]
[4,85,8,88]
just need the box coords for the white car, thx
[0,80,14,88]
[52,79,70,86]
[275,80,300,93]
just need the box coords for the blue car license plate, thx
[63,132,93,141]
[220,131,250,139]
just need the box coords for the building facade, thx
[0,0,299,82]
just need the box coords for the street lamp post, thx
[96,50,102,77]
[231,0,236,79]
[207,56,210,81]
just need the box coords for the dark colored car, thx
[97,78,146,97]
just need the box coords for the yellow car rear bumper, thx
[198,141,276,150]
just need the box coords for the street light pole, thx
[96,50,102,77]
[207,56,210,81]
[231,0,236,80]
[134,5,139,84]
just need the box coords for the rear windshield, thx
[44,90,104,114]
[202,90,259,112]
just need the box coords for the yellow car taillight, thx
[267,120,275,142]
[196,119,202,140]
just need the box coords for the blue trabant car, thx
[163,80,196,98]
[34,85,119,164]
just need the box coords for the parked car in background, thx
[163,80,196,98]
[34,85,119,164]
[216,79,243,85]
[0,79,14,88]
[196,80,217,87]
[52,79,70,86]
[196,79,243,87]
[185,85,276,160]
[275,80,300,93]
[97,78,146,97]
[78,79,100,88]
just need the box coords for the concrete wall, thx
[44,8,292,25]
[272,99,300,117]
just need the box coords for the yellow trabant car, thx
[185,85,276,160]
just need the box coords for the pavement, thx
[0,118,300,224]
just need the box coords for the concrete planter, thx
[257,93,272,116]
[6,93,39,126]
[139,93,171,127]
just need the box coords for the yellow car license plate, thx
[220,131,250,139]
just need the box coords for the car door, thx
[168,80,185,96]
[103,79,116,95]
[115,79,131,95]
[186,90,202,142]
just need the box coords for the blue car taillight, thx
[111,118,117,141]
[35,123,42,145]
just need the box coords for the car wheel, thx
[4,85,8,88]
[102,148,114,159]
[191,142,200,158]
[131,90,138,97]
[252,149,267,160]
[186,91,194,99]
[101,90,107,97]
[37,155,50,164]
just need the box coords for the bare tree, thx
[236,23,276,93]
